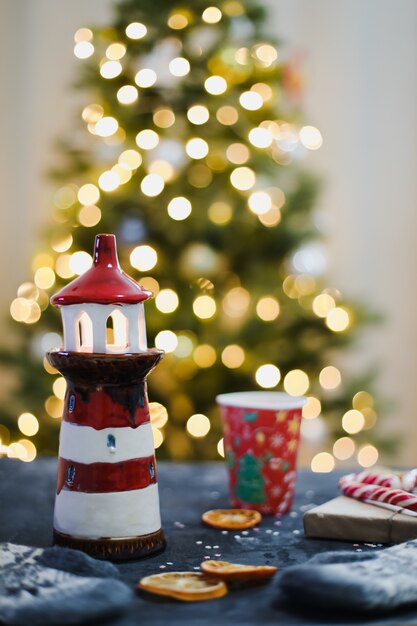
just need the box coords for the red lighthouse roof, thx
[51,234,152,306]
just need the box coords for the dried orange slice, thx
[138,572,228,602]
[202,508,262,530]
[201,560,277,582]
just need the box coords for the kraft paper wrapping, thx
[304,496,417,543]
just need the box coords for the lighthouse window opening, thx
[77,311,93,352]
[106,309,128,350]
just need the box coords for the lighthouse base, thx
[53,528,166,562]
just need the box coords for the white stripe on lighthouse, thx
[54,484,162,539]
[58,421,154,464]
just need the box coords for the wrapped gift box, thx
[304,496,417,543]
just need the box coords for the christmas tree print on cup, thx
[216,392,307,515]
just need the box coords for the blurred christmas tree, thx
[0,0,385,467]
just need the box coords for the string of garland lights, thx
[0,0,386,470]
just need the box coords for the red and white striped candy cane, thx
[341,469,417,491]
[339,476,417,517]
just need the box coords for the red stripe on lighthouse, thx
[63,387,150,429]
[57,455,157,494]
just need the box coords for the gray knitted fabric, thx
[0,543,133,626]
[280,539,417,612]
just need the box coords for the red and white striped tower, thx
[47,234,165,560]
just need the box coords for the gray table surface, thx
[1,458,416,626]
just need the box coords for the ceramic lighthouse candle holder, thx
[47,234,165,560]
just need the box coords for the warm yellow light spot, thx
[326,307,350,332]
[174,335,194,358]
[155,289,179,313]
[187,105,209,125]
[149,402,168,428]
[34,267,55,290]
[239,91,263,111]
[186,138,209,159]
[117,85,138,104]
[54,186,77,209]
[319,366,341,390]
[167,196,192,220]
[148,160,174,182]
[168,13,188,29]
[140,276,159,295]
[53,377,67,400]
[152,427,164,449]
[17,283,38,301]
[223,287,250,318]
[43,355,58,374]
[333,437,355,461]
[300,125,323,150]
[230,166,255,190]
[81,104,103,124]
[100,60,122,79]
[217,437,225,457]
[24,302,41,324]
[226,143,249,165]
[202,6,222,23]
[251,82,273,101]
[311,452,334,473]
[188,164,212,188]
[302,396,321,419]
[169,57,190,76]
[255,364,280,388]
[193,295,217,319]
[136,129,159,150]
[69,251,93,275]
[95,116,118,137]
[223,0,244,15]
[78,205,101,227]
[235,47,249,64]
[17,439,37,462]
[55,254,75,279]
[153,108,175,128]
[258,206,281,227]
[130,245,157,271]
[125,22,147,39]
[205,75,227,95]
[362,407,377,430]
[208,201,232,225]
[74,27,93,43]
[134,68,157,88]
[342,409,365,434]
[221,345,245,369]
[78,183,100,205]
[248,127,273,148]
[98,170,120,192]
[112,164,132,184]
[18,413,39,437]
[284,369,309,396]
[353,391,374,410]
[216,105,238,125]
[155,330,178,352]
[51,233,72,253]
[140,174,164,197]
[74,41,94,59]
[119,149,142,170]
[248,191,272,215]
[254,43,278,65]
[45,396,64,418]
[193,344,216,367]
[256,296,280,321]
[312,293,336,318]
[187,413,211,437]
[106,43,126,60]
[357,444,379,468]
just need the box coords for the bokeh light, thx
[342,409,365,434]
[186,413,211,437]
[117,85,138,104]
[193,295,217,319]
[135,68,157,88]
[17,413,39,437]
[193,344,216,367]
[125,22,147,39]
[319,366,342,390]
[221,345,245,369]
[155,289,179,313]
[140,174,164,196]
[357,444,379,468]
[204,75,227,95]
[256,296,280,321]
[202,6,222,23]
[283,369,309,396]
[255,364,280,388]
[167,197,192,220]
[311,452,335,473]
[130,245,158,271]
[155,330,178,352]
[333,437,355,460]
[302,396,321,419]
[187,105,210,125]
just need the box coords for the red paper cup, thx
[216,391,307,515]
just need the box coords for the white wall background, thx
[1,0,416,461]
